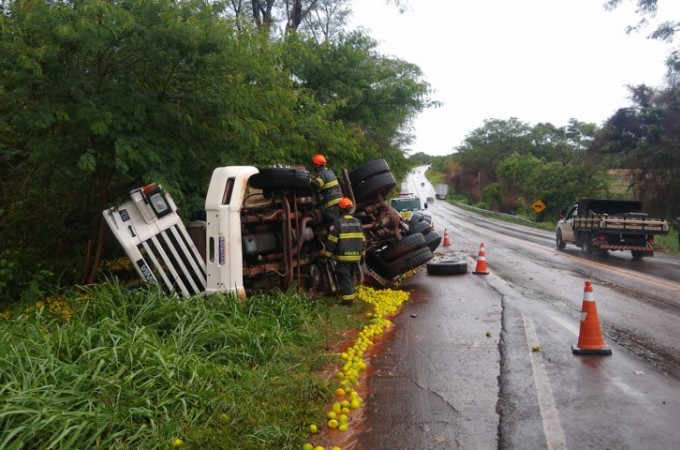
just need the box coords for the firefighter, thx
[322,198,365,306]
[309,153,342,226]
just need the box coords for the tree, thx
[590,84,680,218]
[280,31,435,174]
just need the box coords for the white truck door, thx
[559,205,578,242]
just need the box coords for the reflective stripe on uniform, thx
[338,232,364,239]
[324,197,341,208]
[334,255,361,262]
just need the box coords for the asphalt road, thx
[348,167,680,450]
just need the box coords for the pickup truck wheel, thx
[354,172,397,202]
[424,231,442,252]
[349,159,390,185]
[408,220,432,236]
[580,236,593,256]
[249,168,311,190]
[426,257,467,275]
[631,250,645,260]
[383,246,433,279]
[380,233,427,262]
[555,230,566,250]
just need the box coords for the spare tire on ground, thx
[426,257,468,275]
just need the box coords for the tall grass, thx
[0,281,368,449]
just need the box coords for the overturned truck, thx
[103,159,440,298]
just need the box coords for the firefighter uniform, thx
[309,155,342,225]
[323,208,365,306]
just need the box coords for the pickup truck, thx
[103,160,439,298]
[555,198,669,259]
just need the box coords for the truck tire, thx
[349,159,390,185]
[383,246,433,279]
[426,257,467,275]
[631,250,645,260]
[408,220,432,236]
[424,231,442,252]
[408,212,424,227]
[249,168,311,190]
[380,233,427,262]
[556,230,566,250]
[580,235,593,256]
[354,172,397,202]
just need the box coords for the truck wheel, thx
[631,250,645,260]
[408,220,432,236]
[354,172,397,202]
[555,230,566,250]
[424,231,442,252]
[426,257,467,275]
[349,159,390,185]
[249,168,311,190]
[580,235,593,256]
[380,233,427,262]
[408,212,424,226]
[383,246,433,279]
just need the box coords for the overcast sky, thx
[349,0,680,156]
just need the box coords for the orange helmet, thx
[339,197,353,210]
[311,154,326,167]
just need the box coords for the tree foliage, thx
[447,117,604,218]
[590,84,680,218]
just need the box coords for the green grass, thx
[0,282,370,449]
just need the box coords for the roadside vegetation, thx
[0,279,409,449]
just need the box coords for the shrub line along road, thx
[351,167,680,450]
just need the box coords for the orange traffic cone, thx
[443,229,451,247]
[472,242,489,275]
[572,280,612,355]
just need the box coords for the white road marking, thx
[546,313,580,337]
[523,313,568,450]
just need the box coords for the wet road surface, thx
[351,169,680,450]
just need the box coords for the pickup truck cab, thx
[390,194,426,220]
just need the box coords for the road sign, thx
[532,199,546,214]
